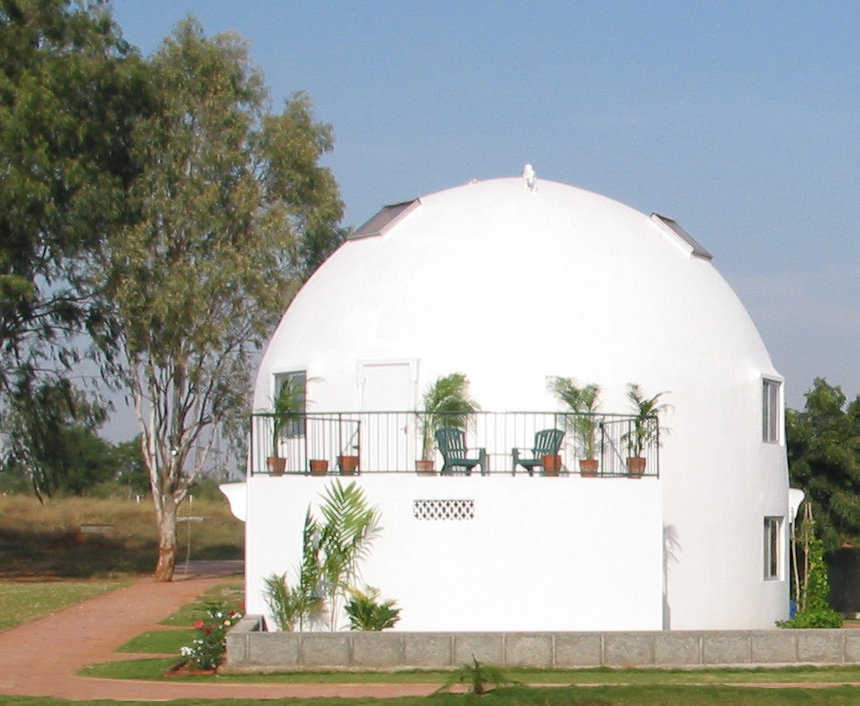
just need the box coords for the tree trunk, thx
[154,494,178,581]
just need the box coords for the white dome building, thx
[227,169,790,632]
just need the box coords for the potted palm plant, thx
[623,383,666,477]
[416,373,479,474]
[266,378,303,475]
[547,377,601,476]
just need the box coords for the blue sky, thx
[105,0,860,436]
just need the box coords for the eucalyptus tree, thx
[98,18,343,580]
[0,0,146,477]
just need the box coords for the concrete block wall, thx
[224,617,860,672]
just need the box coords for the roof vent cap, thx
[522,164,536,192]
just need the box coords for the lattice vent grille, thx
[413,499,475,521]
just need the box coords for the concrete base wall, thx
[225,616,860,672]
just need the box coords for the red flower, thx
[193,620,204,629]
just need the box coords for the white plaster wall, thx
[251,176,790,630]
[243,475,664,632]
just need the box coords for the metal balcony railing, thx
[249,410,660,478]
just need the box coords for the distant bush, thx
[777,609,843,629]
[187,477,229,502]
[0,465,31,494]
[86,480,149,500]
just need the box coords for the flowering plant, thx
[179,601,242,670]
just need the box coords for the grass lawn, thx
[117,629,197,654]
[80,657,860,685]
[0,493,242,579]
[3,685,860,705]
[0,580,126,631]
[159,579,244,626]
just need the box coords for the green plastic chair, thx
[435,427,488,475]
[512,428,565,475]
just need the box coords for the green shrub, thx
[263,573,301,631]
[187,477,229,502]
[781,506,843,629]
[435,656,520,695]
[778,609,843,629]
[179,600,242,670]
[344,586,400,630]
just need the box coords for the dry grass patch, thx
[0,493,242,578]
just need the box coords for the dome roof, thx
[251,172,788,632]
[257,174,778,417]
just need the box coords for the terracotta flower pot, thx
[415,459,435,475]
[626,456,647,477]
[337,455,359,475]
[309,459,329,475]
[579,458,599,477]
[267,457,286,475]
[542,454,561,476]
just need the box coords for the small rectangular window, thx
[764,516,783,580]
[274,370,306,438]
[762,378,781,443]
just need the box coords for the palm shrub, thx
[623,383,667,457]
[263,509,325,631]
[435,656,520,695]
[547,377,601,459]
[344,586,401,630]
[418,373,480,461]
[317,480,380,631]
[269,377,304,458]
[263,480,383,632]
[263,573,300,631]
[295,507,325,630]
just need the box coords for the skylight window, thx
[349,199,418,240]
[650,213,713,260]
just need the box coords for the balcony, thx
[249,410,660,478]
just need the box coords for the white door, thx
[359,361,416,471]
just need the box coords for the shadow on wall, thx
[663,524,681,630]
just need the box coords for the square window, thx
[764,516,783,580]
[762,379,781,443]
